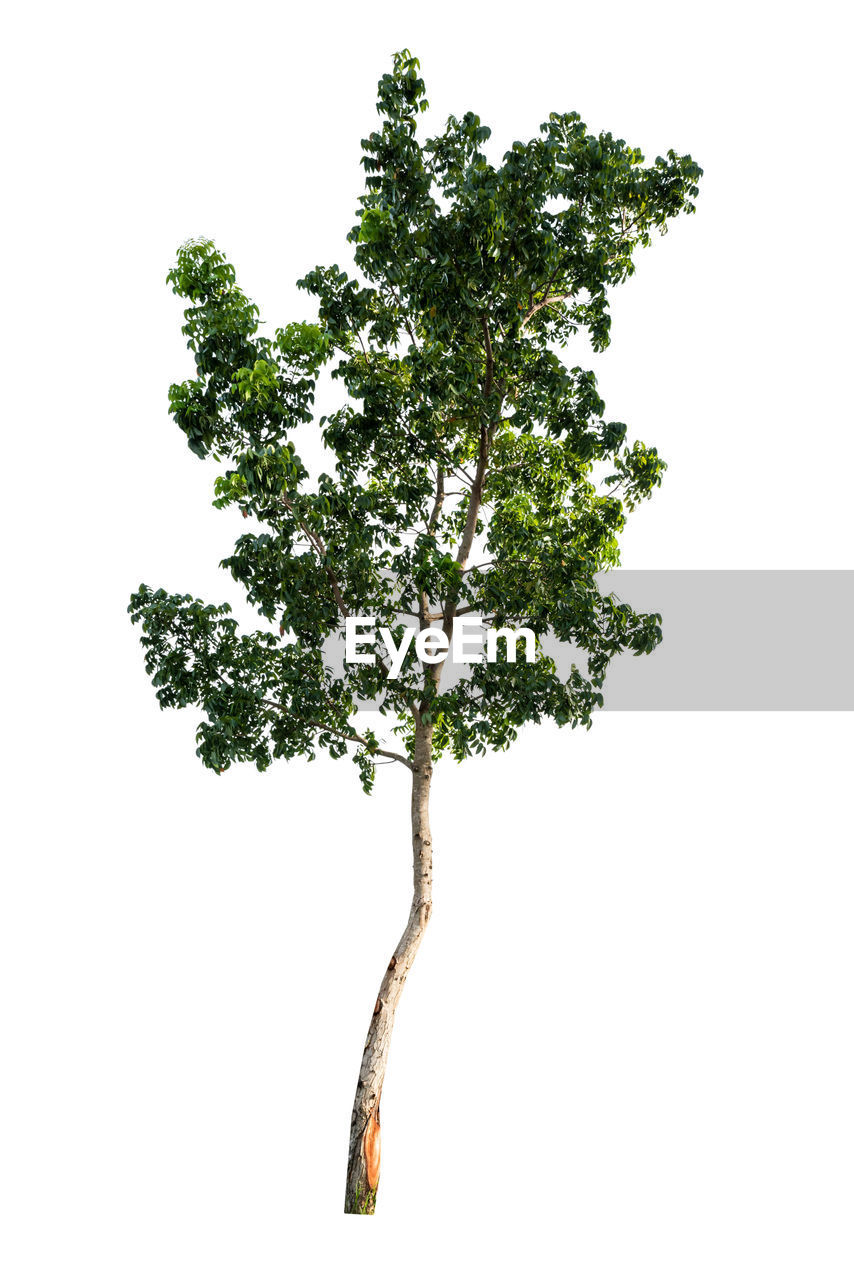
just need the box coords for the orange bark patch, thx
[364,1105,381,1190]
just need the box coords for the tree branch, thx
[520,293,572,331]
[261,700,414,771]
[280,496,350,619]
[424,316,503,707]
[427,468,445,533]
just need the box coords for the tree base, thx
[344,1183,378,1215]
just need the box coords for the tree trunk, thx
[343,723,434,1214]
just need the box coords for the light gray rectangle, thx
[320,571,853,712]
[594,570,853,711]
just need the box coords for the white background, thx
[2,2,852,1276]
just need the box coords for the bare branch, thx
[427,468,445,533]
[520,293,572,331]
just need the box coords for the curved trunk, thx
[344,723,434,1214]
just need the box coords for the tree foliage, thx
[129,50,701,790]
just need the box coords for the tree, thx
[129,49,701,1214]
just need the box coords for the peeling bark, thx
[344,722,434,1214]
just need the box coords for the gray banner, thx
[583,570,852,711]
[320,571,853,711]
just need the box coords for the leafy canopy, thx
[129,50,701,790]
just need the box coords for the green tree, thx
[129,50,701,1214]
